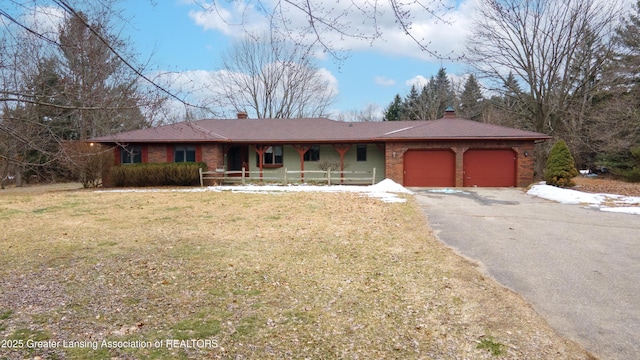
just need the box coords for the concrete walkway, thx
[414,188,640,360]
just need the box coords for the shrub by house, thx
[545,140,579,187]
[110,162,206,187]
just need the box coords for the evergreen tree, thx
[424,68,455,119]
[58,12,147,140]
[502,72,523,111]
[614,0,640,87]
[422,78,439,120]
[459,74,483,121]
[545,140,579,188]
[401,85,420,120]
[434,67,455,117]
[384,94,403,121]
[385,68,456,121]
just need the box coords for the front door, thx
[227,146,249,173]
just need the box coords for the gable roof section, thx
[90,117,549,143]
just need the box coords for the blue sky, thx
[118,0,474,119]
[8,0,473,119]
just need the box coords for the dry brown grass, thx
[0,187,592,359]
[573,176,640,197]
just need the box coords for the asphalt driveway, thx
[413,188,640,360]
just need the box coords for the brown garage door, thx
[463,149,516,187]
[404,150,455,187]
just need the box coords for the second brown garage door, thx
[463,149,516,187]
[404,150,455,187]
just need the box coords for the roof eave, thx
[377,136,551,142]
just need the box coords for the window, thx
[257,145,283,166]
[120,145,142,164]
[304,146,320,161]
[175,145,196,162]
[357,144,367,161]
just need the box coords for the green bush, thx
[617,167,640,182]
[110,162,207,187]
[595,145,640,182]
[545,140,579,188]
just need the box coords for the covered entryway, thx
[403,150,455,187]
[227,145,249,173]
[463,149,516,187]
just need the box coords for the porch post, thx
[252,145,269,180]
[292,145,311,182]
[332,144,352,184]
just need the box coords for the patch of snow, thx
[95,179,411,203]
[527,183,607,205]
[600,207,640,215]
[370,178,413,194]
[527,182,640,215]
[426,188,471,195]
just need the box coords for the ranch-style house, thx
[90,109,550,187]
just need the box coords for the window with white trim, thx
[257,145,283,166]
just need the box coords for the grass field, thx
[0,186,592,359]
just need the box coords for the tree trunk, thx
[15,165,23,187]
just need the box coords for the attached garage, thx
[403,150,455,187]
[463,149,516,187]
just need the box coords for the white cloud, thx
[188,1,269,37]
[375,76,396,86]
[187,0,475,61]
[317,67,340,95]
[405,75,429,88]
[20,5,66,39]
[140,70,225,122]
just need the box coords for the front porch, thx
[199,167,377,186]
[217,143,385,184]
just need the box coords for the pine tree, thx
[502,72,523,110]
[402,85,420,120]
[459,74,483,121]
[545,140,579,187]
[424,68,455,119]
[58,12,147,140]
[434,67,454,115]
[384,94,403,121]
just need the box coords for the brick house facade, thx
[92,111,549,188]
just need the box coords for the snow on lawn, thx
[96,179,413,203]
[527,182,640,215]
[215,178,413,203]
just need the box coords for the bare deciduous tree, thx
[337,104,383,122]
[466,0,625,170]
[214,33,337,118]
[466,0,623,136]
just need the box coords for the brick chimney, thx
[237,111,248,119]
[443,106,456,119]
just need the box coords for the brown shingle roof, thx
[90,117,549,143]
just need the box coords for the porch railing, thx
[199,167,376,186]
